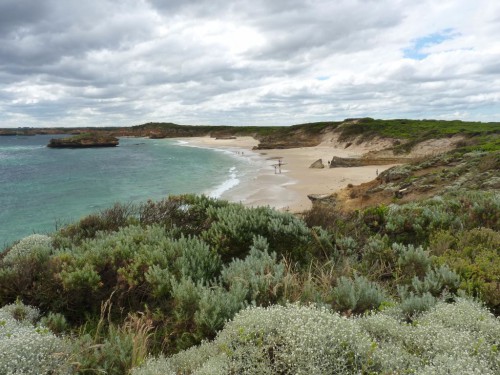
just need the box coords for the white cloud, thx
[0,0,499,127]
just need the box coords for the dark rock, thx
[394,188,409,198]
[307,194,337,205]
[149,132,166,139]
[329,156,363,168]
[380,166,412,182]
[309,159,325,169]
[47,134,119,148]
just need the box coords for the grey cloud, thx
[0,0,48,34]
[0,0,498,127]
[0,1,156,75]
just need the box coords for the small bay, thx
[0,135,250,246]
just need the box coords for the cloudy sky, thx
[1,0,499,128]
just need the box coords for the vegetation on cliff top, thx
[4,117,499,152]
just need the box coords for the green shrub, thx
[431,228,500,313]
[55,225,222,318]
[332,275,388,314]
[398,291,438,318]
[175,236,221,283]
[169,278,247,350]
[71,311,154,375]
[395,243,431,280]
[410,265,460,297]
[55,202,135,245]
[40,312,69,335]
[360,234,396,279]
[202,204,312,262]
[138,195,228,235]
[335,236,358,256]
[194,284,247,339]
[396,264,461,318]
[221,236,285,305]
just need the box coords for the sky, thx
[1,0,499,128]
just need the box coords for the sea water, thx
[0,135,255,247]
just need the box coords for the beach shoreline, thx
[176,136,397,213]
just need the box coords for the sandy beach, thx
[178,136,397,213]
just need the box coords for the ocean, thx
[0,134,255,247]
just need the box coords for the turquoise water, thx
[0,135,250,246]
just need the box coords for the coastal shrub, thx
[2,234,53,264]
[0,299,40,324]
[409,265,461,296]
[359,234,396,279]
[431,227,500,313]
[384,200,456,243]
[466,191,500,230]
[395,243,431,280]
[194,284,247,339]
[0,302,69,374]
[54,224,223,319]
[169,278,247,350]
[202,204,311,262]
[335,235,358,256]
[71,310,154,375]
[133,299,500,375]
[138,195,229,235]
[175,236,221,283]
[302,204,346,230]
[0,234,54,304]
[332,275,387,314]
[396,263,460,318]
[55,202,135,245]
[398,291,438,318]
[194,304,375,374]
[40,312,70,335]
[362,205,389,230]
[221,236,285,305]
[310,226,338,260]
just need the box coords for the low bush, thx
[0,235,54,306]
[431,228,500,313]
[0,302,70,374]
[332,275,388,314]
[133,299,500,375]
[221,236,285,305]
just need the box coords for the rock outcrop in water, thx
[47,134,119,148]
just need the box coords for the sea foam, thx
[208,167,240,198]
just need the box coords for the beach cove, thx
[178,136,397,212]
